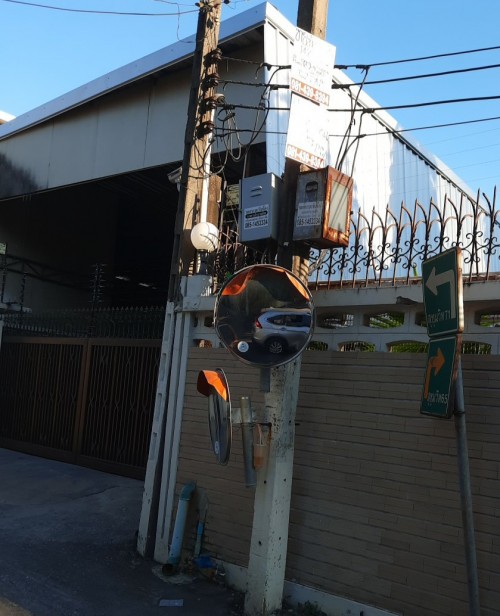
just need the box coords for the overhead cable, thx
[329,114,500,137]
[217,113,500,139]
[330,94,500,113]
[1,0,198,15]
[335,44,500,70]
[334,62,500,89]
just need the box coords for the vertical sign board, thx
[290,28,336,107]
[419,254,481,616]
[286,96,329,169]
[421,336,461,418]
[420,248,464,417]
[422,248,464,338]
[285,28,335,170]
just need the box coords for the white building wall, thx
[262,7,481,281]
[262,9,482,282]
[0,3,487,283]
[0,2,476,214]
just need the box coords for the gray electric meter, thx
[239,173,281,244]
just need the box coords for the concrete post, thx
[245,2,329,613]
[244,358,302,615]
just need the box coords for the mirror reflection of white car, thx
[252,309,312,354]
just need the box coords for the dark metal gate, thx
[0,309,164,478]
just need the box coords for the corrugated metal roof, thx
[0,1,475,198]
[0,2,285,141]
[0,111,15,124]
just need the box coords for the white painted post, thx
[154,297,194,562]
[137,301,176,557]
[244,358,302,615]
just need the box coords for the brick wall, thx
[175,348,500,616]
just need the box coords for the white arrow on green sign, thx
[422,247,464,338]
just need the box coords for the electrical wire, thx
[20,0,490,204]
[192,60,280,185]
[191,107,500,146]
[211,114,500,166]
[330,94,500,114]
[334,62,500,89]
[335,68,370,171]
[221,79,289,89]
[153,0,194,5]
[225,103,289,111]
[335,44,500,70]
[329,114,500,138]
[1,0,199,15]
[220,56,292,72]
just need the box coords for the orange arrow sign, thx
[424,347,446,399]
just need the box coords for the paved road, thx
[0,448,242,616]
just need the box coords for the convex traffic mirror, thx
[214,264,314,368]
[197,369,232,465]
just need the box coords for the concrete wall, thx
[175,347,499,616]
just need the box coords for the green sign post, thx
[420,247,480,615]
[422,248,464,338]
[421,247,464,417]
[420,336,460,418]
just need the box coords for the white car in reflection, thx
[252,309,312,355]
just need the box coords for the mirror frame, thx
[214,264,315,368]
[197,368,232,465]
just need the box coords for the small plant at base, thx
[297,601,327,616]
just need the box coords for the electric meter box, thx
[293,166,353,248]
[239,173,282,244]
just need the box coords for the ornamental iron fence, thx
[2,305,166,339]
[210,190,500,290]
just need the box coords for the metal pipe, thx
[164,481,196,572]
[454,360,481,616]
[240,396,256,487]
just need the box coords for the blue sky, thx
[2,0,500,198]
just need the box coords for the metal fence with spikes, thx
[211,189,500,289]
[2,305,166,339]
[309,190,499,288]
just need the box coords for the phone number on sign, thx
[244,219,268,229]
[291,79,330,106]
[286,144,325,169]
[296,216,321,227]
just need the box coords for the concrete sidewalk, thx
[0,448,243,616]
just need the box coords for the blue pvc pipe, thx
[166,481,196,567]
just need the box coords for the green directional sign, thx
[422,248,464,338]
[420,336,460,418]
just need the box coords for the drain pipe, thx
[164,481,196,573]
[241,397,256,487]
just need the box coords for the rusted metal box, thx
[293,166,353,248]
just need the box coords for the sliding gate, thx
[0,322,162,479]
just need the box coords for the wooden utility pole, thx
[244,2,329,615]
[278,1,329,276]
[297,0,328,37]
[168,0,223,300]
[138,0,223,559]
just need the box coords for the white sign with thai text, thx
[290,28,336,107]
[285,94,330,169]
